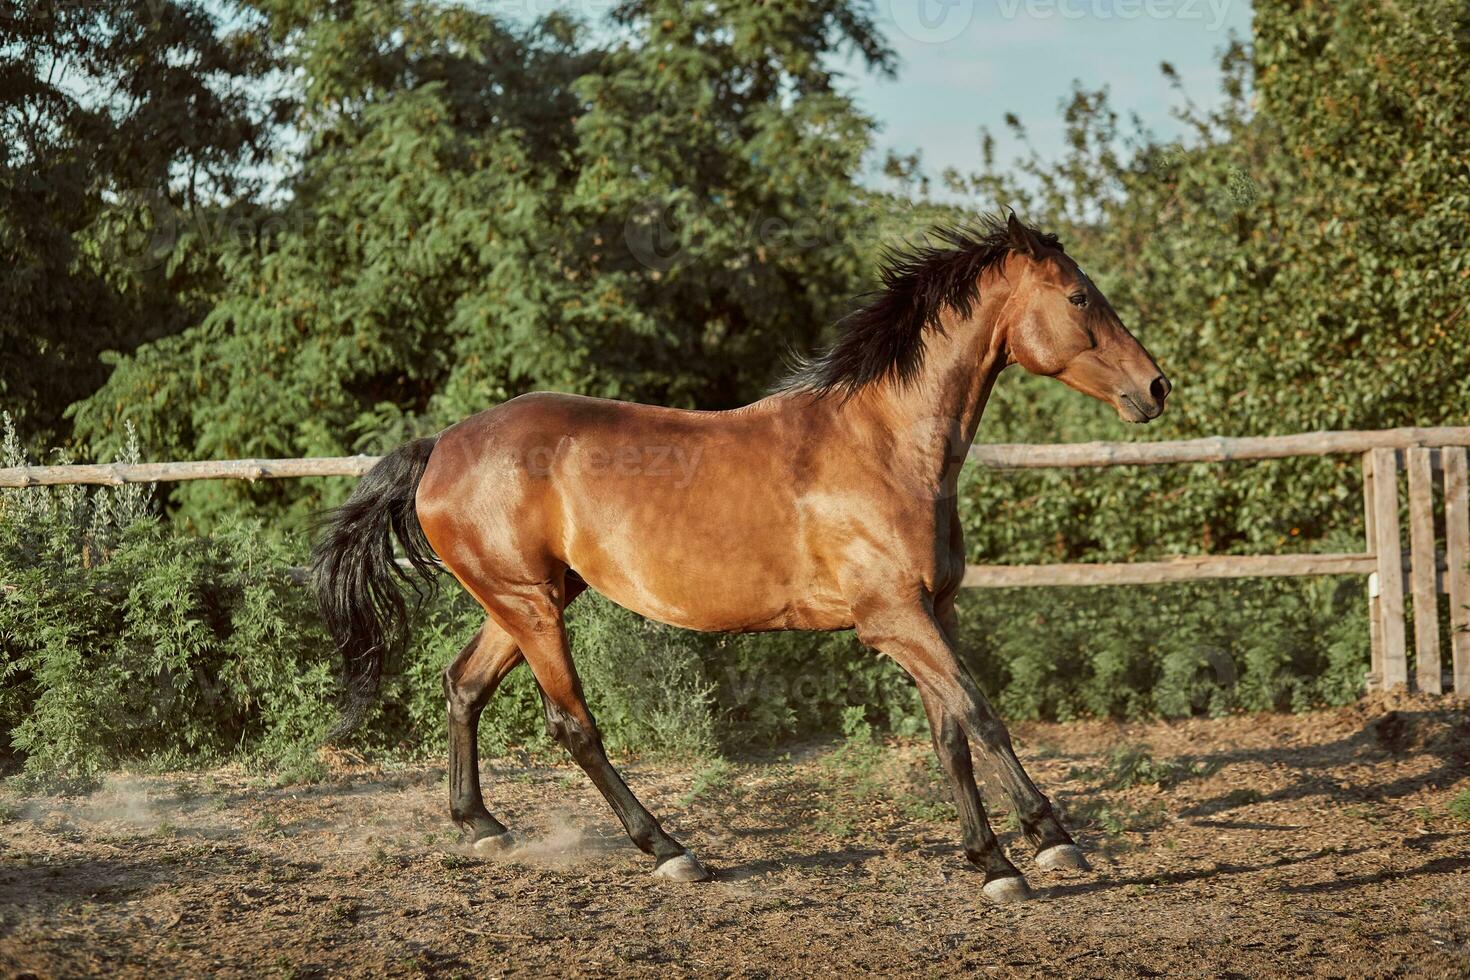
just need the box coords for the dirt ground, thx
[2,695,1468,978]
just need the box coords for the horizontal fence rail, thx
[969,426,1470,469]
[3,427,1467,695]
[962,553,1377,588]
[5,426,1470,488]
[0,455,377,487]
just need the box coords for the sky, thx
[492,0,1253,193]
[846,0,1253,191]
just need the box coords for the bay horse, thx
[311,212,1169,903]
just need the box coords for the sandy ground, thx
[1,694,1468,978]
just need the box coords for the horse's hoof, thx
[981,874,1035,905]
[652,852,710,882]
[1034,843,1090,871]
[471,831,518,856]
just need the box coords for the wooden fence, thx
[2,426,1467,695]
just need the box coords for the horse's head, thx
[1000,214,1170,423]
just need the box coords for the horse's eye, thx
[1069,292,1088,308]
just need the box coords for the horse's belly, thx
[577,564,852,634]
[564,510,851,634]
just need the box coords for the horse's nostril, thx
[1149,375,1171,404]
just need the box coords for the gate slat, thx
[1443,448,1470,695]
[1370,448,1409,690]
[1362,452,1385,691]
[1407,448,1442,693]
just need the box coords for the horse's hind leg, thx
[445,621,523,851]
[487,580,709,881]
[447,576,589,852]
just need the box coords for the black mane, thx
[779,214,1062,398]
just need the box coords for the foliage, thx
[70,0,911,531]
[957,576,1368,722]
[0,0,281,447]
[1449,790,1470,824]
[932,0,1469,706]
[0,416,335,787]
[1070,745,1210,791]
[953,1,1469,564]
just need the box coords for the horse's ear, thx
[1007,211,1042,258]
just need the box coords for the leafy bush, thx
[0,418,336,787]
[955,576,1368,723]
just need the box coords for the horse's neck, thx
[859,295,1011,467]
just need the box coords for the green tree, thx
[0,0,280,446]
[73,0,898,528]
[954,0,1470,567]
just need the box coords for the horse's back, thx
[416,391,851,632]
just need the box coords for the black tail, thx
[311,437,440,739]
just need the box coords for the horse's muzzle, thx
[1118,374,1171,423]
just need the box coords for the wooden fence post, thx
[1443,447,1470,695]
[1369,448,1409,690]
[1362,451,1385,691]
[1406,448,1442,693]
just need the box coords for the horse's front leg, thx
[915,686,1031,902]
[854,596,1085,902]
[931,599,1088,872]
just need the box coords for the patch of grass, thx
[1074,744,1211,790]
[0,800,20,823]
[899,795,955,824]
[811,709,891,836]
[1068,798,1168,834]
[270,755,327,787]
[812,811,853,837]
[251,811,284,836]
[1448,789,1470,824]
[823,708,886,792]
[326,899,358,923]
[679,758,735,807]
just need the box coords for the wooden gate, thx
[965,429,1470,695]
